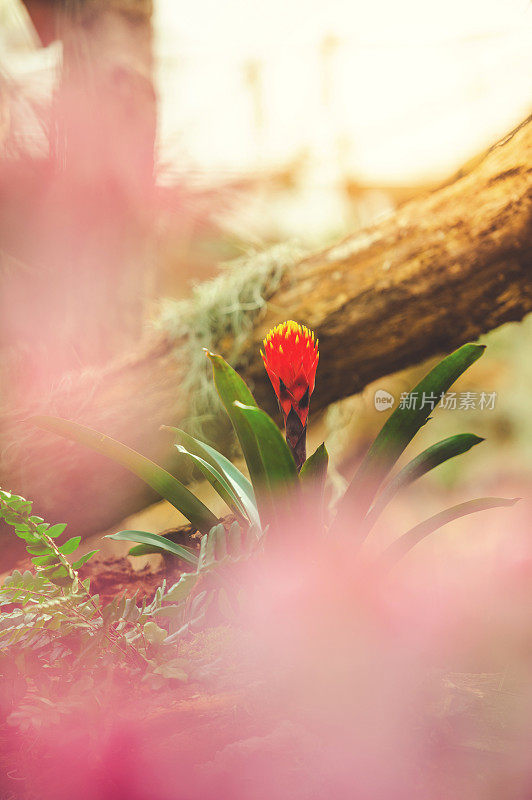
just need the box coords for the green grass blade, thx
[162,426,259,527]
[31,415,218,533]
[337,344,486,524]
[107,530,199,565]
[381,497,519,566]
[365,433,484,530]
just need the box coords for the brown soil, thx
[79,555,176,605]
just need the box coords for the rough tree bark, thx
[1,116,531,551]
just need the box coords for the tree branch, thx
[1,117,531,551]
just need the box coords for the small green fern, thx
[0,490,218,730]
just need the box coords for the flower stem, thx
[285,409,307,471]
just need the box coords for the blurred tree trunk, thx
[1,0,155,395]
[1,115,531,559]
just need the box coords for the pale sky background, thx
[155,0,532,184]
[2,0,531,186]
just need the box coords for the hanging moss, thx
[153,243,303,443]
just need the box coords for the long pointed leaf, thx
[365,433,484,531]
[381,497,519,566]
[175,444,249,521]
[232,401,299,525]
[30,415,218,533]
[300,443,329,487]
[205,350,264,489]
[162,426,259,527]
[127,529,198,558]
[233,402,298,486]
[337,344,486,525]
[206,351,278,522]
[107,530,199,565]
[300,442,329,525]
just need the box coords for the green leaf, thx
[233,402,298,485]
[337,344,486,525]
[143,621,167,646]
[233,402,298,523]
[198,524,222,570]
[126,529,197,558]
[72,550,99,570]
[300,443,329,488]
[206,349,258,413]
[164,573,199,603]
[58,536,82,555]
[162,427,259,527]
[364,434,484,531]
[25,543,52,556]
[206,351,298,524]
[31,554,56,566]
[47,524,67,539]
[50,566,69,579]
[205,351,266,498]
[127,544,163,557]
[175,444,249,520]
[107,530,198,566]
[300,443,329,521]
[381,497,519,566]
[30,415,218,533]
[227,520,244,558]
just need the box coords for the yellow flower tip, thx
[264,320,317,343]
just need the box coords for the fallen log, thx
[1,117,531,552]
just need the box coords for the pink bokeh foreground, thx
[4,495,532,800]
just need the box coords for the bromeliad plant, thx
[261,321,319,470]
[31,321,515,572]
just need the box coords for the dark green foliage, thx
[363,434,484,532]
[336,344,486,522]
[30,342,515,574]
[206,351,299,525]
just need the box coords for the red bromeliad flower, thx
[261,320,319,470]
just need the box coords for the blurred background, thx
[0,0,531,548]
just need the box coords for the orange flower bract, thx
[261,320,319,427]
